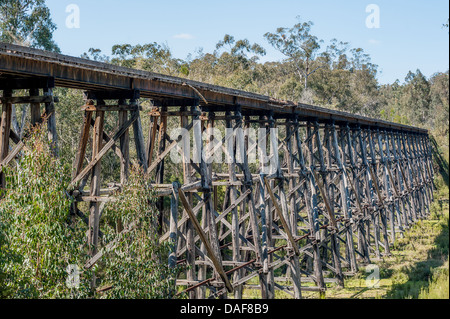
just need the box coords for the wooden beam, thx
[311,169,338,229]
[43,87,58,156]
[263,176,300,256]
[85,221,138,269]
[0,89,12,189]
[148,121,194,174]
[0,141,25,173]
[0,96,54,104]
[87,108,105,291]
[178,188,233,293]
[118,106,130,185]
[81,104,141,112]
[72,111,92,180]
[0,76,54,90]
[169,182,180,269]
[69,111,139,187]
[29,88,41,126]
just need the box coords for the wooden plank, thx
[203,114,225,299]
[311,169,338,229]
[146,109,159,168]
[9,129,20,144]
[218,189,251,222]
[285,119,302,299]
[0,76,54,90]
[77,196,117,203]
[306,123,326,292]
[84,221,137,269]
[333,124,358,273]
[88,110,104,253]
[226,110,242,299]
[87,108,104,290]
[182,106,196,299]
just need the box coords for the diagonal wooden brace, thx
[69,111,139,188]
[263,176,300,256]
[0,140,25,173]
[311,169,338,230]
[178,188,233,293]
[148,121,194,174]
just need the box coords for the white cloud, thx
[173,33,195,40]
[368,39,382,45]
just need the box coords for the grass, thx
[418,260,449,299]
[323,194,449,299]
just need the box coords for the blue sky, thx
[45,0,449,84]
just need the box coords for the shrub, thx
[0,126,91,298]
[95,165,179,299]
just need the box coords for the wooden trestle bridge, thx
[0,43,434,299]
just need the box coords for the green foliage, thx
[264,17,322,90]
[418,260,449,299]
[98,166,179,299]
[82,43,187,77]
[379,71,449,167]
[0,126,90,298]
[216,34,266,62]
[0,128,179,299]
[0,0,60,52]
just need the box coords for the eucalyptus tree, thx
[214,34,266,75]
[0,0,60,52]
[403,69,432,125]
[187,34,267,90]
[216,34,266,62]
[0,0,61,140]
[264,18,323,90]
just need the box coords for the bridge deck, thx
[0,42,426,134]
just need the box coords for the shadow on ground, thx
[385,212,449,299]
[431,136,449,188]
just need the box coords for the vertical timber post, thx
[332,123,358,273]
[285,116,302,298]
[226,110,242,299]
[88,99,105,292]
[0,89,12,190]
[43,87,58,157]
[306,121,326,294]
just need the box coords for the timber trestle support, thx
[0,43,435,299]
